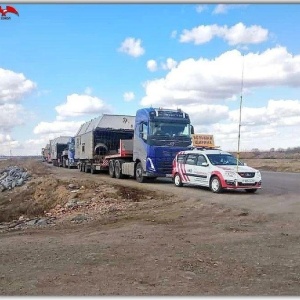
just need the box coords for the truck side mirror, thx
[191,125,194,135]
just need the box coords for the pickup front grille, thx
[238,172,255,178]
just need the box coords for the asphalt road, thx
[55,166,300,219]
[151,170,300,216]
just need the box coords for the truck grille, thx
[155,159,173,174]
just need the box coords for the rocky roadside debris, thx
[0,166,31,192]
[0,182,137,233]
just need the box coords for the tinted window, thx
[186,154,198,165]
[177,154,186,163]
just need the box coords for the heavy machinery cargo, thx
[75,114,135,174]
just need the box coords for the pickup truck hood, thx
[216,165,257,172]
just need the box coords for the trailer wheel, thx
[136,162,146,183]
[109,160,115,178]
[115,160,124,179]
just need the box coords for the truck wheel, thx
[174,173,183,187]
[115,160,124,179]
[109,160,115,178]
[210,176,223,193]
[136,162,146,183]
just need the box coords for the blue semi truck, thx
[75,107,194,182]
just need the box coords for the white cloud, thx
[171,30,177,39]
[55,93,112,120]
[212,4,247,15]
[0,133,12,144]
[212,4,228,14]
[0,69,36,151]
[229,99,300,127]
[84,87,93,95]
[141,46,300,107]
[147,60,158,72]
[196,5,208,13]
[123,92,135,102]
[0,68,36,104]
[118,37,145,57]
[33,120,84,136]
[223,23,269,46]
[179,22,268,46]
[0,104,25,131]
[161,58,178,70]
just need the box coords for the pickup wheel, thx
[109,160,115,178]
[115,160,124,179]
[136,162,146,183]
[174,173,183,187]
[210,176,223,193]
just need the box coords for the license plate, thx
[243,179,255,183]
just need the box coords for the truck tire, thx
[109,160,115,178]
[136,162,146,183]
[115,160,124,179]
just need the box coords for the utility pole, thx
[237,53,245,173]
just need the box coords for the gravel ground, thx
[0,158,299,296]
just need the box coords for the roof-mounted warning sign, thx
[192,134,215,148]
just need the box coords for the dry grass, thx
[243,158,300,173]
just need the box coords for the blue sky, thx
[1,3,300,155]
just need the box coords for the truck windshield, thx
[149,121,190,138]
[206,154,243,166]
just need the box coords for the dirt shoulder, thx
[0,158,299,295]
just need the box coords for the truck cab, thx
[132,107,193,182]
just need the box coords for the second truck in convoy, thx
[49,136,77,168]
[75,107,194,182]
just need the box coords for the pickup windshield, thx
[207,154,243,166]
